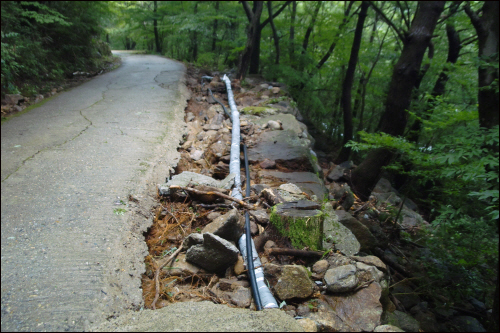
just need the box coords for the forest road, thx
[1,51,189,331]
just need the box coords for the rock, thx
[247,129,311,164]
[201,208,244,243]
[211,112,225,125]
[350,255,387,274]
[259,158,276,169]
[4,94,23,105]
[263,240,277,251]
[266,120,281,130]
[186,112,195,122]
[249,209,269,225]
[296,318,317,332]
[324,264,358,293]
[469,297,487,312]
[34,94,44,103]
[446,315,486,332]
[357,217,389,248]
[251,184,270,196]
[208,140,228,159]
[261,188,286,205]
[186,233,239,273]
[326,165,345,182]
[12,105,23,112]
[322,204,360,256]
[278,183,303,195]
[327,183,355,211]
[234,255,245,275]
[373,324,405,332]
[203,123,222,131]
[275,200,321,211]
[250,220,258,235]
[162,253,205,276]
[196,129,218,141]
[271,203,323,250]
[305,298,351,331]
[190,149,204,161]
[263,264,315,300]
[413,310,439,332]
[258,171,328,200]
[355,262,384,283]
[271,87,281,94]
[335,210,378,251]
[311,260,328,280]
[384,310,420,332]
[206,212,221,220]
[158,171,235,196]
[250,114,307,136]
[392,284,421,309]
[181,233,204,251]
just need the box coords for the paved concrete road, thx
[1,51,189,331]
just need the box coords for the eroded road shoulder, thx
[1,51,189,331]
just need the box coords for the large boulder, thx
[186,233,239,274]
[384,310,420,332]
[322,204,360,256]
[258,171,328,200]
[335,210,378,251]
[263,264,315,300]
[324,264,358,293]
[201,208,244,243]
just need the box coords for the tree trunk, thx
[153,0,161,53]
[267,1,280,65]
[335,1,369,163]
[212,1,219,52]
[302,1,322,55]
[192,2,198,62]
[407,23,461,143]
[237,1,264,80]
[351,1,446,200]
[465,1,499,129]
[289,1,297,63]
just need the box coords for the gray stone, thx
[266,120,281,130]
[328,182,355,210]
[4,94,23,105]
[228,286,252,308]
[385,310,420,332]
[258,171,328,200]
[324,264,358,293]
[322,204,360,256]
[350,255,388,274]
[275,200,321,211]
[259,158,276,169]
[186,233,239,273]
[201,208,244,243]
[356,262,384,283]
[203,123,222,131]
[162,253,205,277]
[247,129,310,163]
[279,183,303,195]
[335,210,378,251]
[210,112,225,125]
[158,171,235,196]
[251,184,270,196]
[392,284,421,309]
[249,209,269,225]
[181,233,204,251]
[264,264,315,300]
[249,114,306,136]
[373,324,405,332]
[190,149,204,161]
[312,260,329,274]
[206,212,221,220]
[326,165,345,182]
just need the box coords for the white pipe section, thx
[222,74,278,309]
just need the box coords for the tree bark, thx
[153,1,161,53]
[237,1,264,80]
[351,1,446,200]
[465,1,499,129]
[267,1,280,65]
[335,1,369,163]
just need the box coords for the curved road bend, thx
[1,51,189,331]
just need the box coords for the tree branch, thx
[260,1,292,28]
[169,185,257,210]
[242,0,253,22]
[368,1,406,43]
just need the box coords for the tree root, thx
[152,244,183,310]
[169,185,257,210]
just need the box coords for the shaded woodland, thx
[1,1,498,330]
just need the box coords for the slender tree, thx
[351,1,446,199]
[153,0,161,53]
[267,1,280,65]
[335,1,369,163]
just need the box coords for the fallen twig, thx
[152,243,183,310]
[169,185,257,210]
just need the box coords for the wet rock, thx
[181,233,204,251]
[373,324,405,332]
[335,210,378,251]
[158,171,235,196]
[322,204,360,256]
[259,158,276,169]
[446,316,486,332]
[259,171,328,200]
[163,253,205,276]
[327,183,355,211]
[201,208,244,243]
[324,264,358,293]
[392,284,421,309]
[384,310,420,332]
[263,264,315,300]
[350,255,387,274]
[249,209,269,225]
[186,233,239,274]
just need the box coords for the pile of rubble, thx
[141,69,487,332]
